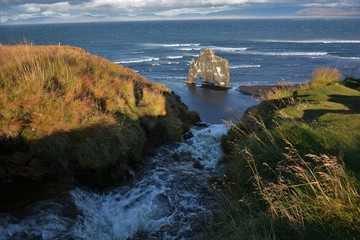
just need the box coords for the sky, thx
[1,0,359,25]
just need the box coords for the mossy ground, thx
[207,69,360,239]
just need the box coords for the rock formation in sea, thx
[186,48,230,88]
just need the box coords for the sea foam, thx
[246,51,329,56]
[230,64,261,69]
[252,39,360,44]
[115,57,160,64]
[165,56,183,59]
[214,47,248,52]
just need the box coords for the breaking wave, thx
[162,43,201,47]
[214,47,248,52]
[336,56,360,60]
[145,43,201,48]
[179,47,202,51]
[115,57,160,64]
[165,56,184,59]
[230,64,261,69]
[247,51,329,56]
[252,39,360,44]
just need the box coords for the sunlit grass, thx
[208,68,360,239]
[0,44,194,174]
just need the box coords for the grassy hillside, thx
[0,45,198,186]
[207,67,360,239]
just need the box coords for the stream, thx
[0,124,228,239]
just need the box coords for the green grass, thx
[0,45,198,185]
[208,68,360,239]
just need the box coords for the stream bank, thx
[1,124,228,239]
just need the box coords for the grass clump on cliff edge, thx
[0,45,198,184]
[207,67,360,239]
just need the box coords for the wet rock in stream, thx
[0,124,229,239]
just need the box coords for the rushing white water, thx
[0,124,228,240]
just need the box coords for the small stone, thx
[193,122,209,127]
[183,131,194,139]
[193,161,204,170]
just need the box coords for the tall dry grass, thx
[0,44,173,170]
[215,102,360,239]
[311,66,341,85]
[210,70,360,239]
[0,45,169,138]
[244,140,359,228]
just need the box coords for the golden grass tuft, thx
[311,66,341,85]
[0,44,168,137]
[136,88,167,116]
[245,140,359,227]
[0,44,181,171]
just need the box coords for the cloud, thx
[86,0,285,11]
[17,2,73,14]
[155,6,234,17]
[302,3,342,7]
[296,0,360,17]
[0,0,87,6]
[301,1,360,7]
[297,7,360,16]
[0,0,285,6]
[2,0,359,24]
[2,0,291,23]
[22,5,41,13]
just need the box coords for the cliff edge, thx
[0,45,199,188]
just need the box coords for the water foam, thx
[162,43,201,47]
[0,201,76,239]
[253,39,360,44]
[248,51,328,56]
[70,124,228,239]
[0,124,229,239]
[230,64,261,69]
[214,47,248,52]
[115,57,160,64]
[336,56,360,60]
[165,56,183,59]
[179,47,202,51]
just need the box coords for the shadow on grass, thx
[301,94,360,173]
[342,77,360,91]
[302,94,360,122]
[0,90,200,213]
[0,122,138,214]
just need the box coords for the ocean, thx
[1,19,359,123]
